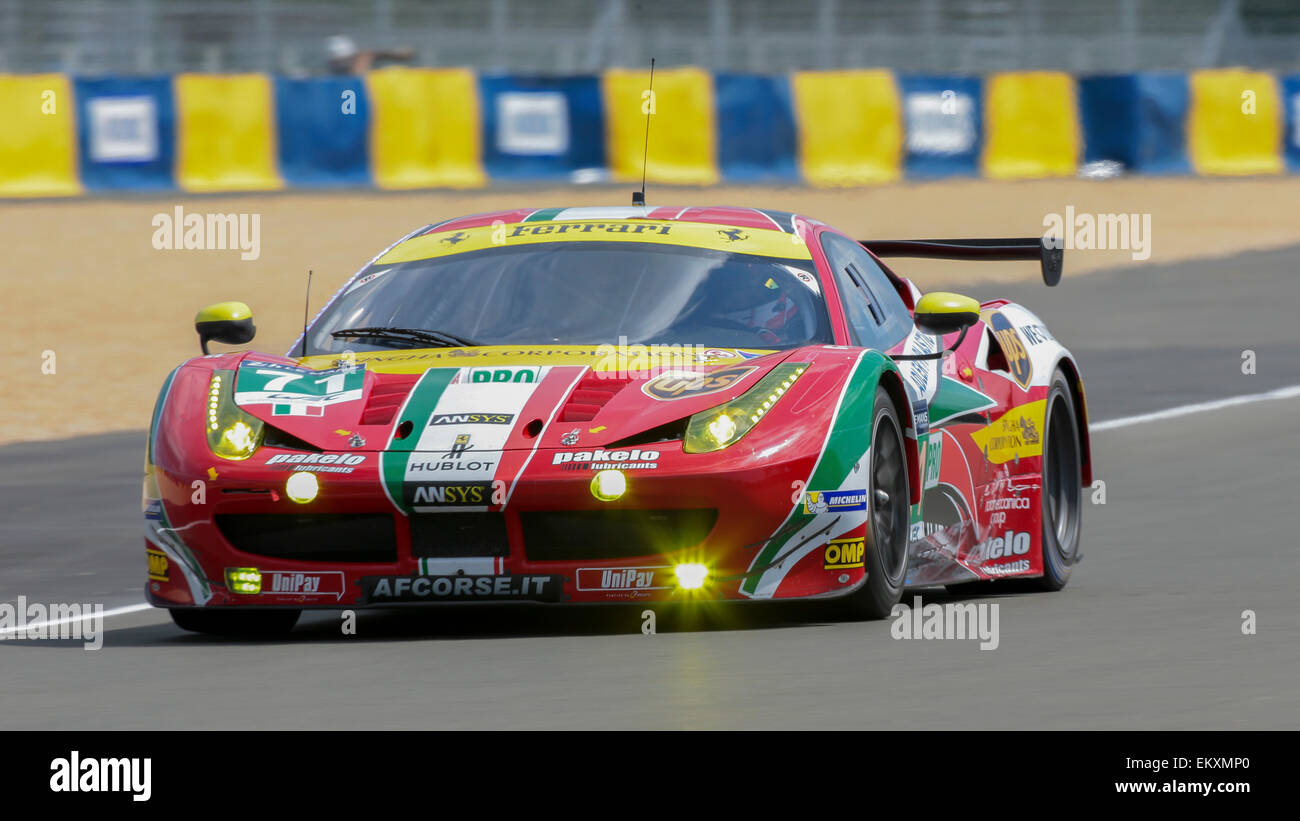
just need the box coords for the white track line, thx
[1091,383,1300,432]
[0,602,154,637]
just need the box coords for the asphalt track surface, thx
[2,246,1298,729]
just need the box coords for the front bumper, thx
[144,440,869,609]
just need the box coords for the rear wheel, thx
[1034,369,1083,590]
[947,369,1082,596]
[170,608,301,636]
[844,387,911,619]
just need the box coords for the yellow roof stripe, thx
[379,220,812,264]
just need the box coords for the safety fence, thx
[1,67,1295,197]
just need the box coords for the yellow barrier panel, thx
[0,74,82,197]
[1189,69,1282,176]
[604,67,718,186]
[791,70,902,187]
[983,72,1079,179]
[367,67,485,189]
[175,74,282,192]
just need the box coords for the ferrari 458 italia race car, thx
[144,205,1089,634]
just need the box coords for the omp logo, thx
[412,484,488,505]
[50,751,151,802]
[824,537,865,570]
[428,412,514,426]
[989,312,1032,389]
[642,366,756,400]
[146,548,169,582]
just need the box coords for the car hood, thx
[229,345,796,452]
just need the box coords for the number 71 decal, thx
[233,364,366,416]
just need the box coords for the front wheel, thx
[170,608,301,636]
[844,387,911,619]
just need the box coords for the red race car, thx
[144,205,1089,634]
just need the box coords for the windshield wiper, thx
[330,327,482,349]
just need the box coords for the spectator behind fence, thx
[325,35,415,74]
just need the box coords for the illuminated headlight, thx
[285,471,319,504]
[205,370,264,460]
[674,563,709,590]
[225,567,262,595]
[683,363,808,453]
[590,469,627,502]
[706,413,738,445]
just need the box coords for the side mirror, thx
[195,301,256,354]
[913,291,980,337]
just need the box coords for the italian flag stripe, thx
[379,368,458,514]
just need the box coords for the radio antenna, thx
[633,58,655,207]
[300,270,312,358]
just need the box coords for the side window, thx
[820,232,912,349]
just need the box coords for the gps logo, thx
[989,312,1032,389]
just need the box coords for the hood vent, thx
[559,374,631,422]
[360,374,420,426]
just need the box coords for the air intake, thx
[360,374,419,426]
[559,374,630,422]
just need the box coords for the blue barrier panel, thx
[1135,74,1190,174]
[1079,74,1189,174]
[1079,75,1138,168]
[715,73,797,182]
[1281,75,1300,171]
[900,75,981,178]
[478,75,604,180]
[275,76,370,187]
[74,76,174,191]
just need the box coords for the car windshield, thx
[305,241,832,354]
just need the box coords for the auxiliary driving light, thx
[285,471,319,504]
[590,469,627,502]
[674,563,709,590]
[226,567,262,595]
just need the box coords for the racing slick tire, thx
[1032,369,1083,591]
[843,387,911,620]
[169,608,302,636]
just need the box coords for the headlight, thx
[205,370,264,460]
[683,363,808,454]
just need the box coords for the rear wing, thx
[859,237,1063,286]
